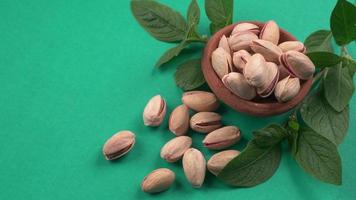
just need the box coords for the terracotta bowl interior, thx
[201,21,313,117]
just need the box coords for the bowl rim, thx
[201,21,313,117]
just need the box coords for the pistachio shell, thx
[211,47,233,78]
[231,23,260,35]
[256,62,280,98]
[250,39,283,64]
[190,112,222,133]
[278,41,306,53]
[141,168,175,193]
[169,105,190,136]
[160,136,192,162]
[278,64,291,80]
[143,95,166,126]
[182,91,219,112]
[274,76,301,102]
[102,131,135,160]
[228,31,258,51]
[222,72,257,100]
[260,20,280,45]
[243,53,269,87]
[203,126,241,150]
[207,150,240,176]
[232,50,251,72]
[182,148,206,188]
[279,50,315,80]
[218,35,231,54]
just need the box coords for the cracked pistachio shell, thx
[228,31,258,51]
[260,20,280,45]
[243,53,269,87]
[169,105,190,136]
[222,72,257,100]
[278,64,291,81]
[231,23,260,35]
[207,150,240,176]
[143,95,166,126]
[190,112,222,133]
[279,50,315,80]
[274,76,301,102]
[250,39,283,64]
[203,126,241,150]
[278,41,306,53]
[141,168,175,194]
[212,47,233,78]
[182,91,219,112]
[257,62,280,98]
[232,50,251,72]
[160,136,192,162]
[218,35,231,54]
[102,131,135,160]
[182,148,206,188]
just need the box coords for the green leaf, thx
[324,63,354,112]
[155,42,187,67]
[252,124,288,148]
[304,30,333,53]
[307,52,342,68]
[287,117,300,155]
[205,0,233,34]
[330,0,356,46]
[187,0,200,26]
[131,0,188,42]
[343,57,356,77]
[174,59,206,90]
[294,127,342,185]
[218,140,281,187]
[300,91,349,145]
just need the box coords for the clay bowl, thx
[202,21,313,117]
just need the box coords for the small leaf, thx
[131,0,188,42]
[174,59,206,90]
[304,30,333,53]
[218,140,281,187]
[156,42,187,67]
[252,124,288,148]
[205,0,233,34]
[324,63,354,112]
[294,127,342,185]
[287,117,300,155]
[307,52,341,68]
[300,91,349,145]
[187,0,200,26]
[330,0,356,46]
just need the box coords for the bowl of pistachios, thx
[202,21,315,117]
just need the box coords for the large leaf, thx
[294,127,342,185]
[304,30,333,53]
[174,58,205,90]
[343,57,356,77]
[306,52,341,68]
[205,0,233,34]
[218,140,281,187]
[330,0,356,46]
[300,92,349,145]
[155,42,187,67]
[187,0,200,26]
[324,63,354,112]
[252,124,288,148]
[131,0,188,42]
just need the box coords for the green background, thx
[0,0,355,199]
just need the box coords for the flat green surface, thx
[0,0,355,199]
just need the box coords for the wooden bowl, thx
[201,21,312,117]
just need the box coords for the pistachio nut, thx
[102,131,135,160]
[182,91,219,112]
[218,35,231,54]
[222,72,257,100]
[182,148,206,188]
[243,53,269,87]
[250,39,283,64]
[256,62,279,98]
[279,50,315,80]
[231,23,260,35]
[228,31,258,51]
[207,150,240,176]
[141,168,175,194]
[211,47,234,78]
[274,76,301,102]
[143,95,166,126]
[232,50,251,72]
[260,20,280,45]
[169,105,190,136]
[190,112,222,133]
[203,126,241,150]
[160,136,192,162]
[278,64,291,81]
[278,41,306,53]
